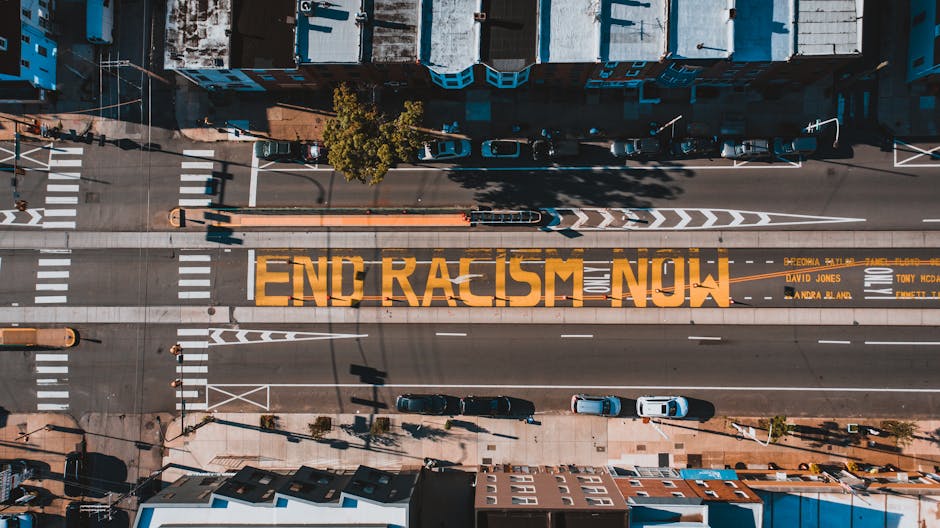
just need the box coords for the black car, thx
[64,451,85,497]
[253,140,303,162]
[459,396,512,416]
[670,137,719,158]
[395,394,458,415]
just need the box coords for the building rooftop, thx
[732,0,793,61]
[601,0,667,62]
[538,0,598,63]
[213,466,288,504]
[344,466,417,504]
[420,0,480,73]
[297,0,362,63]
[668,0,734,59]
[147,474,228,505]
[366,0,420,63]
[480,0,537,71]
[165,0,233,70]
[231,0,296,68]
[0,0,22,76]
[794,0,863,56]
[276,466,352,504]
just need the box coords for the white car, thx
[720,139,770,160]
[636,396,689,418]
[418,140,472,161]
[571,394,622,417]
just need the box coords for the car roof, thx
[575,399,605,413]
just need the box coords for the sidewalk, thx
[161,412,940,481]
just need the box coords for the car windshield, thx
[491,142,514,154]
[602,400,611,414]
[667,401,677,415]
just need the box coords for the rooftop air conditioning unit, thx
[474,12,486,21]
[299,0,314,15]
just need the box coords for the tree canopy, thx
[323,84,425,185]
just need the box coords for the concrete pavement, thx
[160,412,940,480]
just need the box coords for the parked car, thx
[570,394,622,417]
[610,138,661,158]
[636,396,689,419]
[671,137,719,158]
[481,140,522,158]
[418,139,472,161]
[64,451,85,497]
[530,138,580,161]
[395,394,458,415]
[773,136,817,157]
[460,396,512,416]
[65,502,91,528]
[253,140,303,162]
[0,514,34,528]
[304,141,326,163]
[720,139,771,160]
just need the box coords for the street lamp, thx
[731,422,771,446]
[804,118,841,149]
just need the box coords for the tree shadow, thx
[401,422,450,441]
[445,420,489,434]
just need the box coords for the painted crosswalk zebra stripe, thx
[177,402,208,410]
[179,267,210,274]
[49,147,84,155]
[183,150,215,157]
[35,296,67,304]
[39,258,71,266]
[49,172,81,180]
[177,341,209,349]
[180,186,212,194]
[179,279,211,287]
[35,354,69,361]
[47,184,79,193]
[37,391,69,399]
[183,354,209,361]
[181,174,215,182]
[37,270,69,279]
[36,284,68,291]
[42,221,76,229]
[179,291,211,299]
[36,366,68,374]
[181,161,214,169]
[46,196,78,204]
[38,403,70,411]
[48,159,82,167]
[177,365,208,373]
[177,328,210,336]
[179,255,211,262]
[43,209,76,217]
[179,198,212,207]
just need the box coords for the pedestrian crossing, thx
[178,251,212,300]
[44,146,83,229]
[175,328,209,410]
[35,351,70,411]
[35,249,71,304]
[179,149,216,207]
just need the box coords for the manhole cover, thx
[85,191,100,203]
[636,444,646,452]
[207,307,216,315]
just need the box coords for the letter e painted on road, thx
[292,256,328,306]
[256,255,290,306]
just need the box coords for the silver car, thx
[636,396,689,418]
[571,394,622,417]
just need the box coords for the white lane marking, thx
[745,260,754,264]
[179,186,212,195]
[36,366,68,374]
[765,260,774,264]
[49,172,81,180]
[42,221,77,229]
[181,174,214,182]
[36,354,69,361]
[435,332,467,337]
[183,150,215,157]
[35,296,67,303]
[39,258,71,266]
[179,291,211,299]
[179,198,212,207]
[37,391,69,398]
[181,161,214,169]
[182,354,209,361]
[38,249,72,254]
[179,254,211,262]
[819,340,851,345]
[924,219,940,223]
[864,341,940,346]
[177,341,209,349]
[764,296,773,300]
[247,250,255,301]
[46,196,78,204]
[213,382,940,393]
[43,209,76,217]
[49,147,84,155]
[249,148,259,207]
[48,159,81,167]
[176,365,208,373]
[36,379,60,385]
[175,391,200,398]
[561,334,594,338]
[177,328,210,336]
[37,271,69,279]
[179,267,210,274]
[179,279,211,287]
[47,184,79,192]
[38,403,69,411]
[184,378,208,386]
[688,336,722,341]
[177,402,208,410]
[743,296,753,300]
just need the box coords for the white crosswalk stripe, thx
[44,147,83,231]
[179,150,216,206]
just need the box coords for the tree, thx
[324,84,425,185]
[880,420,918,448]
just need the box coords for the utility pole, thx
[805,117,841,149]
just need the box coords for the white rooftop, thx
[298,0,362,64]
[733,0,793,61]
[134,493,407,528]
[164,0,232,70]
[603,0,667,62]
[539,0,599,63]
[795,0,863,56]
[669,0,735,59]
[421,0,480,74]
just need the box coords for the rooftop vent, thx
[474,12,486,21]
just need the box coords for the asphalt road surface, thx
[3,323,938,418]
[3,137,940,231]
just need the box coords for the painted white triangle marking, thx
[260,331,273,342]
[701,209,717,228]
[647,210,666,229]
[570,209,589,229]
[236,330,250,343]
[205,328,368,346]
[210,329,226,345]
[674,209,692,229]
[597,209,615,229]
[729,210,745,226]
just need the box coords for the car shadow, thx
[685,398,716,422]
[507,397,535,419]
[614,398,639,418]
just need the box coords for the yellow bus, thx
[0,327,77,348]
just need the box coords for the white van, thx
[86,0,114,44]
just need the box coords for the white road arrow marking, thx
[647,210,666,230]
[729,210,745,227]
[569,209,589,229]
[236,331,250,343]
[674,209,692,229]
[755,213,772,226]
[543,208,865,230]
[0,208,44,226]
[204,328,368,346]
[597,209,615,229]
[701,209,717,228]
